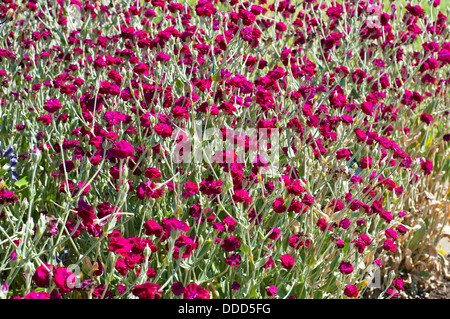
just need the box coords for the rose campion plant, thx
[0,0,448,300]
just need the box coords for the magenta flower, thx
[382,239,397,252]
[32,263,54,287]
[343,285,359,298]
[172,282,185,296]
[132,282,163,299]
[133,62,149,75]
[107,140,135,159]
[280,254,295,270]
[221,236,241,252]
[183,283,210,299]
[420,113,434,125]
[43,98,62,113]
[144,219,163,237]
[336,148,351,160]
[393,278,404,291]
[53,267,76,293]
[199,178,223,196]
[420,159,433,175]
[267,228,281,241]
[339,261,354,275]
[360,156,372,169]
[266,285,277,296]
[225,253,242,267]
[156,52,171,62]
[272,198,287,213]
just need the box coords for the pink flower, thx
[183,283,210,299]
[393,278,404,291]
[145,168,162,180]
[172,282,185,296]
[225,253,242,267]
[317,218,328,232]
[38,114,53,125]
[53,267,76,293]
[272,197,287,213]
[302,193,315,206]
[107,140,135,159]
[336,148,351,160]
[339,261,354,275]
[385,288,399,299]
[420,113,434,125]
[221,236,241,252]
[132,282,163,299]
[154,123,173,138]
[420,159,433,175]
[156,52,171,62]
[195,0,217,17]
[343,285,359,298]
[281,254,295,270]
[266,285,277,296]
[43,98,62,113]
[397,224,408,235]
[360,156,372,169]
[144,219,163,237]
[32,263,54,287]
[133,62,149,75]
[382,239,397,252]
[182,181,199,199]
[339,218,351,229]
[23,291,51,299]
[267,228,281,241]
[385,228,398,240]
[232,189,253,203]
[199,178,223,196]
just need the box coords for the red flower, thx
[360,156,372,169]
[339,261,354,275]
[225,253,242,267]
[107,140,135,159]
[32,263,54,287]
[420,113,434,125]
[132,282,163,299]
[133,62,149,75]
[43,98,62,113]
[280,254,295,270]
[420,159,433,175]
[343,285,359,298]
[272,197,286,213]
[183,283,210,299]
[221,236,241,252]
[53,267,76,293]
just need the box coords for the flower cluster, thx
[0,0,448,299]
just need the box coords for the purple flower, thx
[172,282,185,296]
[221,236,241,252]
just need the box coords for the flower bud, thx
[0,283,8,299]
[31,148,42,164]
[143,244,152,259]
[36,213,46,239]
[23,260,35,276]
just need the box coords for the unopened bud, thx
[143,244,152,258]
[31,148,42,164]
[23,260,35,275]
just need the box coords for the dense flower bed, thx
[0,0,448,299]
